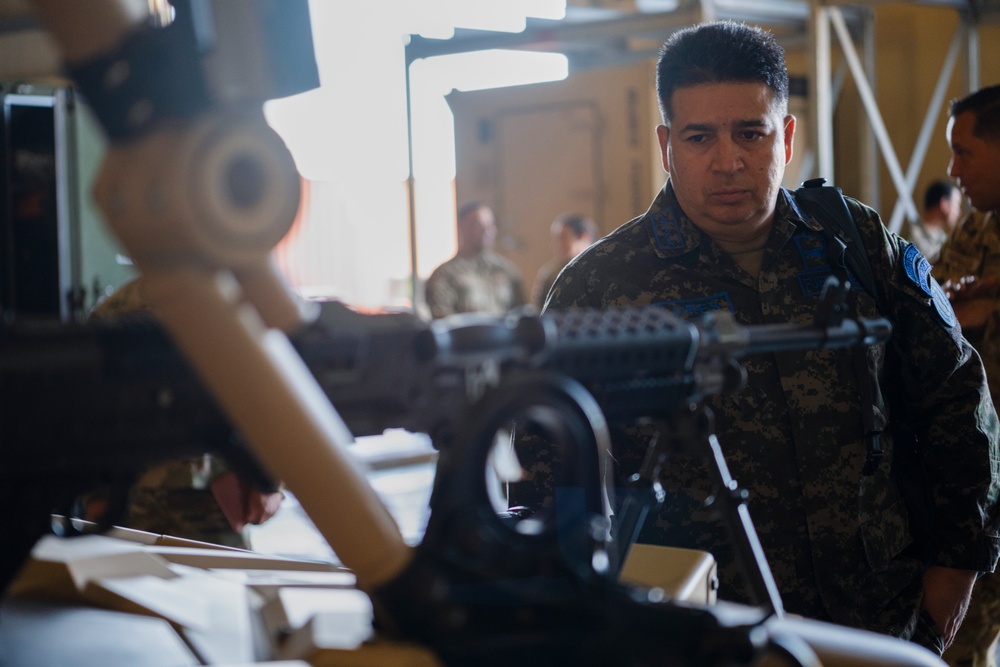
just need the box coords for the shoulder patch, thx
[902,243,934,296]
[930,278,958,328]
[656,292,734,320]
[648,207,684,250]
[902,243,956,327]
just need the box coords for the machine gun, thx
[305,278,903,664]
[1,278,909,666]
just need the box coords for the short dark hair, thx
[457,201,489,224]
[656,21,789,124]
[950,84,1000,141]
[553,212,598,241]
[923,179,957,211]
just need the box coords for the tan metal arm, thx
[30,0,412,591]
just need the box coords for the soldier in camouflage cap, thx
[933,84,1000,667]
[512,21,1000,656]
[424,202,526,319]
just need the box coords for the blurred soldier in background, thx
[904,179,963,263]
[531,212,599,309]
[424,202,526,319]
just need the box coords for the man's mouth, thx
[710,188,750,203]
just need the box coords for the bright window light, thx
[429,50,570,93]
[442,2,529,34]
[409,50,569,180]
[406,0,566,39]
[524,0,567,20]
[263,0,569,310]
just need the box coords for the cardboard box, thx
[277,611,441,667]
[7,534,178,603]
[8,532,441,665]
[263,587,373,649]
[618,543,718,604]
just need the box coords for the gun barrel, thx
[720,315,893,356]
[428,307,891,377]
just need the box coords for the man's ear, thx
[783,114,796,164]
[656,124,670,174]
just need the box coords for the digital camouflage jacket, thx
[424,251,525,319]
[513,182,1000,637]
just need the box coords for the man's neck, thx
[710,227,772,279]
[922,213,946,230]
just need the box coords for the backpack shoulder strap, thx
[793,178,888,316]
[793,178,887,475]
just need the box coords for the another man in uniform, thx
[424,202,526,319]
[933,83,1000,667]
[511,22,999,656]
[531,212,600,309]
[904,180,963,264]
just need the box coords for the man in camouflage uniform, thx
[933,84,1000,667]
[91,277,284,549]
[424,202,526,319]
[531,212,600,309]
[512,22,1000,656]
[903,180,962,264]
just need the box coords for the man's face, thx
[944,187,964,230]
[656,82,795,243]
[458,206,497,255]
[948,111,1000,214]
[552,223,581,261]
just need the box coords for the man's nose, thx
[948,156,960,181]
[712,138,742,171]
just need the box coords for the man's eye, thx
[740,130,762,141]
[687,134,707,143]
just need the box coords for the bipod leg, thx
[701,422,785,617]
[610,427,667,576]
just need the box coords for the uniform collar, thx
[643,181,808,261]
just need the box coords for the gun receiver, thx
[301,293,889,436]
